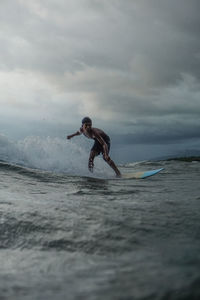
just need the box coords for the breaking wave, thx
[0,134,113,177]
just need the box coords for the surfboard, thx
[122,168,164,179]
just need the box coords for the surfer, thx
[67,117,121,177]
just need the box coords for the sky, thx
[0,0,200,162]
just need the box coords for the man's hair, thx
[82,117,92,125]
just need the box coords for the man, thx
[67,117,121,177]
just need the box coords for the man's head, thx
[82,117,92,126]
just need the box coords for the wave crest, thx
[0,134,113,176]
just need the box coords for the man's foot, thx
[116,173,121,178]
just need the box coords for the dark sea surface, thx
[0,136,200,300]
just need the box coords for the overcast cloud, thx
[0,0,200,160]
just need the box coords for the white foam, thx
[0,134,113,177]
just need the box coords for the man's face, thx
[83,123,92,130]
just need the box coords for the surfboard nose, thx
[122,168,164,179]
[140,168,164,179]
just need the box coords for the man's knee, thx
[103,155,111,163]
[90,150,98,159]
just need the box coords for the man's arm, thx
[67,130,81,140]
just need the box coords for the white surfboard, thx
[122,168,164,179]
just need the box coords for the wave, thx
[2,134,196,179]
[0,160,61,183]
[0,134,114,177]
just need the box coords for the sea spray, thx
[0,134,113,177]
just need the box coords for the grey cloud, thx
[1,0,200,84]
[112,123,200,146]
[0,0,200,153]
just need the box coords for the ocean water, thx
[0,135,200,300]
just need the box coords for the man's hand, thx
[66,131,80,140]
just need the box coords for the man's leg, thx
[88,150,98,172]
[103,155,121,177]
